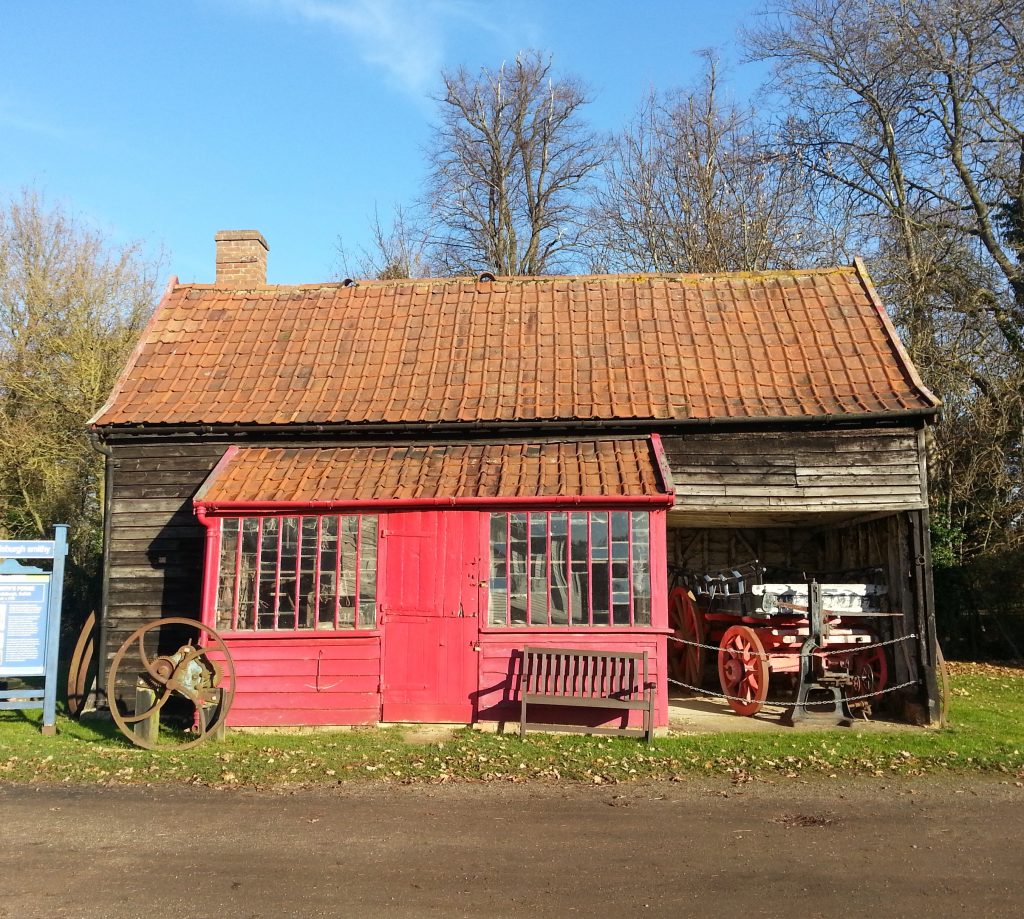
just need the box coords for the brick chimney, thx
[214,230,269,286]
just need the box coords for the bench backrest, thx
[521,647,649,700]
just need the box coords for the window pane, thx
[549,512,569,625]
[297,516,318,629]
[631,512,651,625]
[358,515,377,628]
[339,516,358,628]
[590,512,610,624]
[216,519,239,631]
[258,517,281,629]
[611,511,630,624]
[528,513,548,625]
[509,513,528,625]
[488,514,508,626]
[570,512,589,625]
[237,518,260,630]
[276,516,298,627]
[612,592,631,625]
[317,516,339,629]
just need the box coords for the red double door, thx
[378,510,482,723]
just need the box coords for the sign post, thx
[0,526,68,735]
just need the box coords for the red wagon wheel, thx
[668,587,705,689]
[717,625,770,716]
[849,645,889,699]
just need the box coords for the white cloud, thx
[245,0,515,98]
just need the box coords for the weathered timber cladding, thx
[104,442,227,689]
[663,428,925,518]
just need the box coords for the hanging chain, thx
[667,632,918,661]
[666,675,922,706]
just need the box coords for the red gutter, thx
[194,494,674,516]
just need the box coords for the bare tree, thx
[0,189,155,594]
[425,51,605,276]
[591,56,828,273]
[336,204,433,280]
[748,0,1024,556]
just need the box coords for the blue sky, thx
[0,0,768,284]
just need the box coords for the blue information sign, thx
[0,575,50,676]
[0,526,67,734]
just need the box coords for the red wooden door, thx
[379,510,480,722]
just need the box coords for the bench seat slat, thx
[523,694,648,710]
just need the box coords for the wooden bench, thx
[519,647,656,742]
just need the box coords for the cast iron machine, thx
[106,618,235,750]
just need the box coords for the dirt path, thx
[1,778,1021,918]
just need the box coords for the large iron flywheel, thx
[106,618,235,751]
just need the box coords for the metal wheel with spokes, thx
[106,618,235,751]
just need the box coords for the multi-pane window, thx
[488,511,651,627]
[215,515,378,631]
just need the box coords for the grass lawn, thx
[1,662,1021,787]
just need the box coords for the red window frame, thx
[486,509,652,628]
[212,513,378,633]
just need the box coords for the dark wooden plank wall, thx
[663,428,925,518]
[103,441,227,694]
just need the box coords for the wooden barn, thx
[89,230,943,730]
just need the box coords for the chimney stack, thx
[214,230,269,286]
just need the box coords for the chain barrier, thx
[667,632,918,661]
[666,675,922,707]
[669,634,749,655]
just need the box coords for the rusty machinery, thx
[106,618,235,750]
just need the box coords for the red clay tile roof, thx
[194,440,667,506]
[92,262,938,428]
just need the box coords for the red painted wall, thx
[202,507,670,728]
[220,634,381,727]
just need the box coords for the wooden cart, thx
[668,565,893,717]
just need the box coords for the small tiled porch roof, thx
[92,262,939,430]
[193,439,671,509]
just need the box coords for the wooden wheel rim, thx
[668,587,705,688]
[717,625,770,716]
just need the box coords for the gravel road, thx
[1,777,1020,918]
